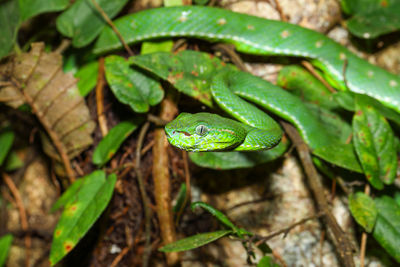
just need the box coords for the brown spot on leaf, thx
[191,70,199,77]
[356,110,363,116]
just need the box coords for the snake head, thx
[165,112,247,152]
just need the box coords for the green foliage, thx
[159,230,233,252]
[56,0,128,47]
[131,51,236,107]
[191,201,240,232]
[352,95,397,189]
[104,55,164,113]
[257,256,280,267]
[0,0,68,59]
[18,0,69,21]
[50,171,117,265]
[0,234,13,267]
[373,196,400,262]
[0,129,14,166]
[75,61,99,97]
[172,183,187,213]
[92,119,143,166]
[342,0,400,38]
[348,192,377,232]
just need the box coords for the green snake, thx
[164,71,283,151]
[94,6,400,152]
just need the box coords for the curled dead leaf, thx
[0,43,95,168]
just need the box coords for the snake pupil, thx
[196,125,208,136]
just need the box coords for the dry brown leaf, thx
[0,42,95,163]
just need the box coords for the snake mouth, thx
[177,131,191,137]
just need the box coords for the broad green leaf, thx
[0,234,13,267]
[189,139,288,170]
[141,40,174,55]
[277,65,340,111]
[0,0,19,59]
[75,61,99,97]
[56,0,128,47]
[342,0,400,38]
[3,150,23,171]
[18,0,69,21]
[0,0,69,60]
[352,95,397,189]
[92,119,143,166]
[159,230,232,252]
[49,171,117,265]
[104,55,164,113]
[0,130,14,166]
[164,0,184,6]
[131,51,237,107]
[349,192,377,232]
[305,103,352,143]
[313,143,362,173]
[257,256,280,267]
[373,196,400,262]
[172,183,187,213]
[51,178,84,212]
[334,92,400,126]
[191,202,239,232]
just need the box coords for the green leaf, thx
[343,0,400,38]
[3,150,24,171]
[189,140,288,170]
[92,119,143,166]
[0,130,14,166]
[333,92,400,126]
[257,256,280,267]
[0,0,70,60]
[18,0,69,21]
[56,0,128,47]
[141,40,174,55]
[191,202,239,233]
[49,171,117,265]
[373,196,400,262]
[159,230,232,252]
[104,55,164,113]
[51,178,84,212]
[277,65,340,111]
[0,0,19,60]
[172,183,187,213]
[348,192,377,232]
[75,61,99,97]
[352,95,397,189]
[131,51,237,107]
[313,143,362,173]
[0,234,13,267]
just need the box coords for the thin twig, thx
[110,246,130,267]
[253,212,324,246]
[95,57,108,136]
[280,121,355,267]
[213,43,248,72]
[273,0,288,21]
[3,173,31,267]
[134,122,152,267]
[90,0,134,56]
[147,114,169,126]
[301,61,336,93]
[54,39,71,54]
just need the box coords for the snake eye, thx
[195,125,208,136]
